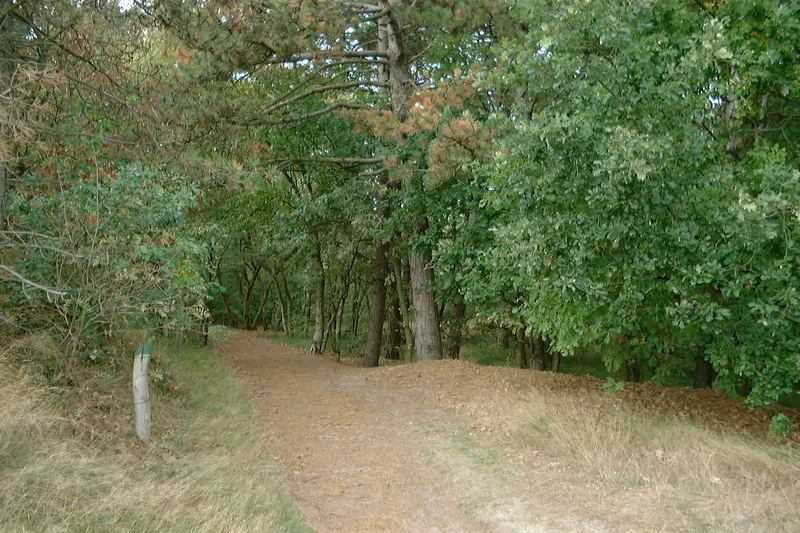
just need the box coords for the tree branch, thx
[345,2,383,12]
[267,51,388,64]
[0,264,67,296]
[258,102,374,125]
[263,81,387,114]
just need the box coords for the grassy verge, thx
[0,334,312,532]
[503,389,800,530]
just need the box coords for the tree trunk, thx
[499,327,512,349]
[310,240,325,353]
[382,2,441,362]
[304,289,312,335]
[364,241,389,367]
[446,297,466,359]
[550,348,561,373]
[220,288,234,326]
[323,302,337,352]
[241,263,262,329]
[251,283,271,329]
[384,275,402,360]
[277,272,291,335]
[515,330,529,368]
[625,358,641,382]
[133,338,154,443]
[391,255,414,362]
[693,348,715,388]
[408,251,441,361]
[530,335,547,371]
[351,289,361,336]
[334,290,347,352]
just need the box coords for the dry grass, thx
[505,388,800,531]
[0,335,311,533]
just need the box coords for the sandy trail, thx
[222,332,564,532]
[221,331,799,532]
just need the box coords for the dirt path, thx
[221,331,798,532]
[222,332,606,532]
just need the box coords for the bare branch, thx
[0,264,67,296]
[344,3,383,12]
[267,51,388,65]
[258,102,374,125]
[363,7,391,21]
[263,81,387,114]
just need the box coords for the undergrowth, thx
[0,333,311,532]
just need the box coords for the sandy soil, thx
[221,331,798,532]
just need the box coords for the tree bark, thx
[334,290,347,352]
[383,1,442,362]
[446,297,466,359]
[310,239,325,353]
[364,241,389,367]
[499,327,512,349]
[277,272,292,335]
[241,262,263,329]
[530,335,547,371]
[515,330,529,368]
[693,348,715,388]
[133,338,154,444]
[304,289,312,335]
[625,357,642,382]
[391,255,414,362]
[384,274,402,360]
[250,283,271,329]
[351,289,362,336]
[220,286,234,325]
[408,251,441,361]
[550,348,561,373]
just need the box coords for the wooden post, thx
[175,329,184,356]
[133,337,155,443]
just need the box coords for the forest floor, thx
[222,331,800,533]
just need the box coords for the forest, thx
[3,0,800,530]
[4,0,799,406]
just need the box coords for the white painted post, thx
[133,337,155,443]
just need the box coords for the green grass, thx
[262,332,313,350]
[262,332,365,358]
[557,348,626,381]
[0,336,313,533]
[460,335,515,367]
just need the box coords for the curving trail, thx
[221,330,798,532]
[221,331,572,533]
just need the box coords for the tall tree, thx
[148,0,502,362]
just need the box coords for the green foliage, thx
[9,0,797,412]
[6,164,206,352]
[207,325,233,343]
[603,378,625,398]
[769,413,794,437]
[467,0,800,406]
